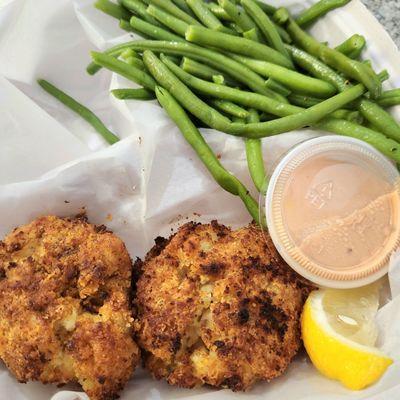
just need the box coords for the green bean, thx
[150,0,201,25]
[207,2,232,21]
[181,57,218,80]
[144,51,232,129]
[185,25,294,69]
[125,56,145,70]
[285,44,349,92]
[162,55,301,116]
[120,48,138,60]
[38,79,119,144]
[129,15,184,42]
[210,99,249,118]
[377,89,400,108]
[275,23,292,44]
[119,19,135,32]
[155,85,261,224]
[181,56,240,87]
[358,99,400,142]
[120,0,162,26]
[95,0,132,20]
[144,51,365,138]
[112,88,156,100]
[378,69,389,83]
[181,57,220,80]
[241,0,292,64]
[330,109,362,123]
[212,75,225,85]
[218,0,255,30]
[260,112,276,121]
[146,4,188,36]
[91,51,156,90]
[245,110,267,193]
[123,40,288,99]
[265,78,291,97]
[121,49,145,69]
[317,118,400,163]
[254,0,276,15]
[231,54,336,97]
[378,97,400,108]
[278,11,382,99]
[379,89,400,99]
[243,28,260,42]
[171,0,197,17]
[228,22,243,33]
[227,84,366,137]
[288,93,322,107]
[296,0,351,27]
[186,0,224,30]
[335,34,366,59]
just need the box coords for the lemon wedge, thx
[301,284,393,390]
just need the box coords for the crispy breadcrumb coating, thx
[135,221,313,391]
[0,215,140,400]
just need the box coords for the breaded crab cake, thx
[135,221,313,391]
[0,215,140,400]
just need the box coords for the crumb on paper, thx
[64,200,70,204]
[106,213,113,221]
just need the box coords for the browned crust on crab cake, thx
[135,221,313,391]
[0,215,140,400]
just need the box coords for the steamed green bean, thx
[38,79,119,144]
[147,4,188,36]
[150,0,201,25]
[155,85,261,223]
[358,99,400,142]
[231,54,337,97]
[296,0,351,27]
[95,0,131,20]
[120,0,161,26]
[129,15,184,41]
[185,25,294,69]
[210,99,249,118]
[241,0,292,63]
[317,118,400,163]
[245,110,267,193]
[335,34,366,59]
[186,0,224,30]
[112,88,156,100]
[207,2,232,21]
[91,51,156,90]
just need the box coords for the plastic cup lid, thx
[266,136,400,288]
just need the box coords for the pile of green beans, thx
[39,0,400,225]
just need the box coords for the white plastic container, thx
[266,136,400,288]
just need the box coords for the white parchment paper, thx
[0,0,399,399]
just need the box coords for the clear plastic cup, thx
[265,136,400,288]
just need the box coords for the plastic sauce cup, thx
[266,136,400,288]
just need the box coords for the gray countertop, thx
[362,0,400,48]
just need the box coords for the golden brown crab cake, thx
[0,215,140,400]
[135,221,313,391]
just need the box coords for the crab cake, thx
[0,215,140,400]
[135,221,313,391]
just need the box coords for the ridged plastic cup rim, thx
[265,135,400,289]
